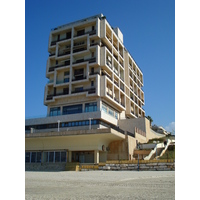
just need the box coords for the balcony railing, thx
[114,97,119,103]
[49,60,70,72]
[58,50,71,57]
[51,35,71,46]
[102,72,112,81]
[72,76,86,82]
[89,71,100,76]
[114,80,119,87]
[107,92,113,98]
[120,102,125,107]
[46,91,69,100]
[74,30,96,37]
[71,87,95,94]
[73,57,96,65]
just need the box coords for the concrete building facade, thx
[25,14,163,168]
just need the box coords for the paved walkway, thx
[25,171,175,200]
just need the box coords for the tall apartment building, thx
[25,14,162,169]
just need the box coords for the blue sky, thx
[25,0,175,132]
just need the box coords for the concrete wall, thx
[25,163,66,171]
[107,138,128,161]
[99,162,175,171]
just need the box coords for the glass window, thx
[65,77,70,82]
[102,104,107,113]
[50,107,60,116]
[72,122,75,126]
[85,102,97,112]
[64,71,70,76]
[36,152,41,163]
[92,120,97,125]
[63,104,82,115]
[115,112,118,119]
[78,121,82,126]
[82,121,86,126]
[108,108,114,116]
[61,152,66,162]
[43,152,48,163]
[31,152,36,163]
[25,152,30,163]
[49,152,54,162]
[55,152,60,162]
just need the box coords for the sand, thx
[25,171,175,200]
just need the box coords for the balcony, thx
[58,50,71,57]
[89,71,100,76]
[56,78,70,84]
[74,30,96,38]
[107,92,113,98]
[73,57,96,65]
[120,102,125,107]
[71,87,95,94]
[114,80,119,87]
[72,76,86,82]
[50,35,71,46]
[114,97,119,103]
[90,42,100,47]
[49,53,55,57]
[49,60,70,72]
[46,91,69,100]
[102,71,112,81]
[73,42,87,53]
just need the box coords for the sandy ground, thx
[25,171,175,200]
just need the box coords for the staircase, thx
[159,139,172,157]
[144,143,165,160]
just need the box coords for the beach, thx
[25,171,175,199]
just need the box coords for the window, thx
[63,88,69,94]
[102,104,107,113]
[64,71,70,76]
[92,52,94,57]
[91,80,94,87]
[50,107,60,116]
[25,152,30,163]
[55,152,60,162]
[91,67,94,74]
[75,87,83,92]
[36,152,41,163]
[31,152,36,163]
[61,152,66,162]
[63,104,82,115]
[108,108,114,116]
[77,29,85,36]
[49,152,54,162]
[85,102,97,112]
[92,120,97,125]
[102,102,119,119]
[66,32,71,39]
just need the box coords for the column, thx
[94,150,99,164]
[68,151,72,162]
